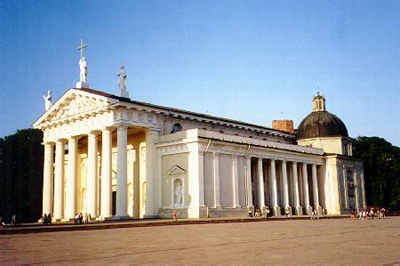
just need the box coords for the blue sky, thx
[1,1,400,146]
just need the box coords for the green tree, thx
[353,136,400,209]
[0,129,43,223]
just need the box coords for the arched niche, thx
[167,165,186,208]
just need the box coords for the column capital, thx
[87,131,100,137]
[292,161,298,166]
[146,127,160,134]
[67,135,80,141]
[101,126,114,132]
[117,125,128,130]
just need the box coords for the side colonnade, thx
[253,157,322,216]
[209,152,323,216]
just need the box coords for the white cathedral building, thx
[33,51,366,221]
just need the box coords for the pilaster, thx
[342,166,349,209]
[232,155,240,208]
[360,170,367,209]
[143,128,160,218]
[213,152,221,207]
[188,142,205,218]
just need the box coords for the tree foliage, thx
[0,129,43,223]
[353,136,400,209]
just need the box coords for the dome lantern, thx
[312,92,326,112]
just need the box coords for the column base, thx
[61,218,75,222]
[316,205,322,215]
[113,215,131,220]
[142,214,158,219]
[52,218,63,223]
[295,206,303,215]
[305,205,313,215]
[273,205,281,216]
[97,216,114,221]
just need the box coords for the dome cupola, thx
[297,93,348,140]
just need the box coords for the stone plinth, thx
[76,81,89,88]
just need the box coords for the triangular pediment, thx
[167,165,186,175]
[33,89,117,128]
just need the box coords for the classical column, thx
[65,137,77,220]
[43,142,54,215]
[213,152,221,207]
[312,164,321,213]
[87,132,98,218]
[53,140,65,220]
[116,126,128,218]
[232,155,240,207]
[282,160,289,208]
[360,170,367,209]
[302,163,312,214]
[292,162,302,215]
[101,128,112,218]
[257,158,265,209]
[270,159,280,216]
[245,156,253,208]
[342,166,349,209]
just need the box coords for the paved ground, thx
[1,217,400,265]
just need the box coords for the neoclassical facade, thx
[33,88,366,221]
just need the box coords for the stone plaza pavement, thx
[1,217,400,265]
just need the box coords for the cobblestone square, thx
[1,217,400,265]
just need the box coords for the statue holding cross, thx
[76,39,89,88]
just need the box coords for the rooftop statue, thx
[79,56,88,83]
[43,90,52,111]
[117,66,129,98]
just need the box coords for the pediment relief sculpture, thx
[45,94,111,123]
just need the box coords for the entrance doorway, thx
[112,191,116,215]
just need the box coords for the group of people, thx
[74,213,91,224]
[40,213,52,225]
[351,207,386,220]
[249,206,271,218]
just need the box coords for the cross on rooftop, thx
[76,39,87,59]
